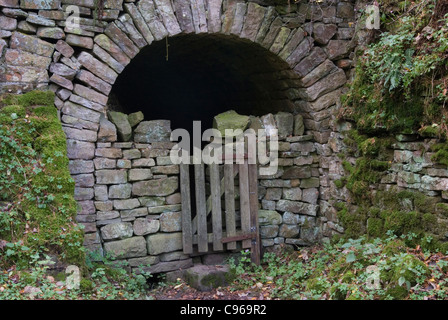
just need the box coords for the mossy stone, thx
[213,110,250,137]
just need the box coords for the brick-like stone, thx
[73,83,108,106]
[0,15,17,30]
[146,232,182,255]
[10,31,54,57]
[5,49,51,68]
[297,68,346,101]
[104,22,139,58]
[103,236,147,259]
[69,159,94,174]
[76,70,112,95]
[37,27,64,39]
[101,222,133,240]
[133,217,159,236]
[132,176,178,196]
[21,0,59,9]
[66,139,95,160]
[77,51,118,84]
[153,0,181,36]
[50,73,73,90]
[160,211,181,232]
[95,170,127,184]
[108,183,132,199]
[62,101,102,123]
[129,169,153,181]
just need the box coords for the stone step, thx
[182,264,235,292]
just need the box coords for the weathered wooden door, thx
[180,157,261,264]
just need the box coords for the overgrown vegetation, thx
[334,128,448,252]
[229,234,448,300]
[0,91,152,300]
[0,250,153,300]
[341,0,448,136]
[0,91,84,270]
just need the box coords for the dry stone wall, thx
[0,0,366,271]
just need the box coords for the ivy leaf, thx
[346,252,357,263]
[398,276,406,286]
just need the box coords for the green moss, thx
[382,210,421,235]
[367,218,384,238]
[80,279,94,293]
[383,239,406,256]
[0,91,85,270]
[418,125,442,138]
[336,206,367,239]
[0,90,54,108]
[436,203,448,218]
[430,143,448,166]
[334,179,345,189]
[384,285,409,300]
[304,277,327,294]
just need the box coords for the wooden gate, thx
[180,157,261,264]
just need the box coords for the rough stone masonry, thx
[7,0,444,274]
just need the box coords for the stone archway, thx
[0,0,356,271]
[52,0,351,144]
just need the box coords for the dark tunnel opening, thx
[109,33,300,136]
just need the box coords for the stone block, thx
[260,225,279,238]
[313,23,337,45]
[160,211,181,232]
[132,176,178,196]
[279,224,300,238]
[66,139,95,160]
[108,183,132,199]
[98,114,118,142]
[258,210,282,226]
[134,120,171,143]
[113,198,140,210]
[77,51,118,84]
[282,167,312,179]
[297,69,346,102]
[101,222,133,240]
[133,217,159,236]
[0,15,17,30]
[129,168,153,181]
[274,112,293,138]
[146,232,183,255]
[95,169,127,184]
[120,207,148,221]
[103,236,147,259]
[106,111,133,142]
[282,187,302,201]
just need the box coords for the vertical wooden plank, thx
[248,162,261,265]
[210,163,223,251]
[194,163,208,252]
[239,162,251,248]
[180,163,193,254]
[224,163,237,250]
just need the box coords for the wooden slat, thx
[221,233,253,243]
[180,163,193,254]
[248,163,261,265]
[224,163,236,250]
[239,161,251,248]
[191,165,238,234]
[194,163,208,253]
[210,163,223,251]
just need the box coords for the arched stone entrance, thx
[0,0,356,272]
